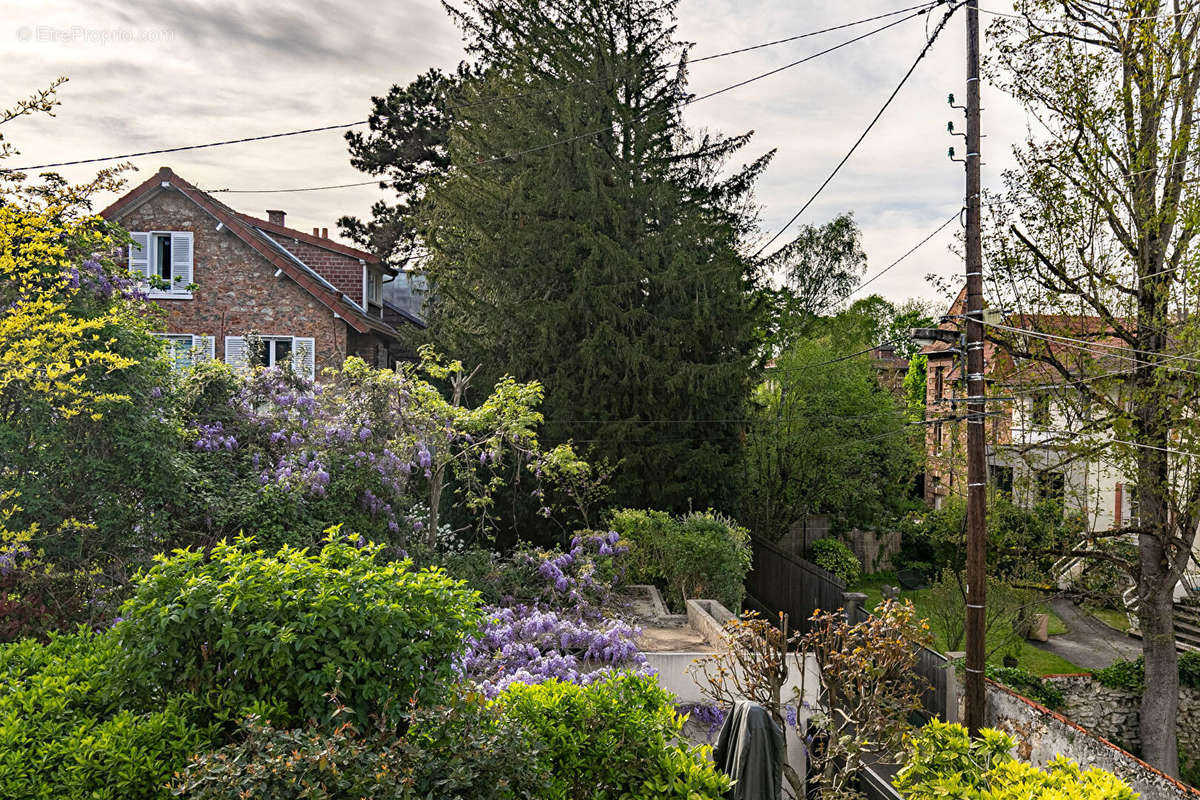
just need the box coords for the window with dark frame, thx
[154,234,172,281]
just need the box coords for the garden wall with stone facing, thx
[983,679,1200,799]
[1044,673,1200,773]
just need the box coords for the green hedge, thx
[986,665,1066,711]
[611,509,750,612]
[1093,651,1200,693]
[0,631,213,800]
[0,531,483,800]
[174,693,546,800]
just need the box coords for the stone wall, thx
[841,528,901,574]
[1046,674,1200,768]
[984,680,1200,799]
[117,189,350,374]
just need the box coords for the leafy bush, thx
[896,494,1077,583]
[174,693,546,800]
[986,666,1066,711]
[894,720,1137,799]
[612,508,750,612]
[1093,651,1200,692]
[807,538,862,585]
[497,673,730,800]
[112,530,481,728]
[0,631,213,800]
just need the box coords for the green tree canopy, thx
[743,311,919,540]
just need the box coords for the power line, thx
[690,2,945,62]
[4,121,369,173]
[448,7,944,171]
[766,338,905,372]
[977,6,1200,25]
[5,4,944,177]
[753,1,962,257]
[848,211,960,297]
[974,318,1200,368]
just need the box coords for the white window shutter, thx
[171,232,194,291]
[129,232,150,280]
[225,336,248,371]
[199,336,216,361]
[293,337,315,380]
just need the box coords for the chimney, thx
[312,227,320,237]
[266,209,286,226]
[321,227,328,239]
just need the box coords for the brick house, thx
[921,289,1132,535]
[101,166,422,378]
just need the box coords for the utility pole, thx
[963,0,987,738]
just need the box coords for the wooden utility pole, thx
[963,0,987,737]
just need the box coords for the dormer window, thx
[367,270,383,305]
[130,231,194,298]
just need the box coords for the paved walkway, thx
[1030,597,1142,671]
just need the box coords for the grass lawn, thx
[851,573,1082,676]
[1086,604,1133,634]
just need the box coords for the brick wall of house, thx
[274,236,367,308]
[116,189,349,373]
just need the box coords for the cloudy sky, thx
[3,0,1028,307]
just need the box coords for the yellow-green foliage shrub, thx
[894,720,1138,799]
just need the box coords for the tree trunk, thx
[1138,528,1180,775]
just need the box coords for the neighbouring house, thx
[871,342,911,397]
[921,288,1129,533]
[101,166,424,378]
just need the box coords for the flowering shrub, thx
[678,702,728,741]
[458,530,647,696]
[176,352,585,552]
[461,604,646,696]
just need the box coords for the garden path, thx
[1030,597,1141,671]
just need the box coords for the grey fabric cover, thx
[712,700,786,800]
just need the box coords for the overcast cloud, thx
[2,0,1028,309]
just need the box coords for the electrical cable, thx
[847,211,960,297]
[4,4,945,176]
[752,1,962,257]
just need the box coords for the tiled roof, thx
[101,167,402,338]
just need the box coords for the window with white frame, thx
[152,332,214,370]
[129,231,194,297]
[225,335,315,379]
[366,269,383,305]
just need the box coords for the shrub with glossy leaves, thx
[112,529,481,728]
[497,673,730,800]
[612,508,750,612]
[894,720,1137,799]
[0,631,213,800]
[173,693,546,800]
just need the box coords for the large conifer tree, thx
[346,0,771,512]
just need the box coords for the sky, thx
[2,0,1029,309]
